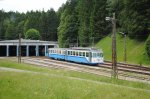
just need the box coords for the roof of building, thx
[0,39,58,46]
[0,39,56,43]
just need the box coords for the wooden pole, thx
[112,13,117,78]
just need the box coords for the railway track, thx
[20,57,150,83]
[102,61,150,75]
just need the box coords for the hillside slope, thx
[96,34,150,66]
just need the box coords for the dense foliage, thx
[58,0,150,47]
[58,0,78,47]
[0,0,150,48]
[25,28,41,40]
[117,0,150,40]
[58,0,110,47]
[0,9,59,41]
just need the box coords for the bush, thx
[25,28,41,40]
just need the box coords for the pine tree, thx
[58,0,78,47]
[5,22,16,39]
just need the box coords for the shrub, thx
[25,28,41,40]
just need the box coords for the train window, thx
[92,53,96,57]
[73,51,75,55]
[68,51,70,55]
[79,52,82,56]
[70,51,72,55]
[83,52,85,56]
[95,53,97,57]
[76,51,78,56]
[67,51,69,55]
[86,52,89,57]
[71,51,73,55]
[63,51,65,54]
[97,53,100,57]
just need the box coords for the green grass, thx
[0,59,150,99]
[96,34,150,66]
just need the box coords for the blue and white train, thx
[48,47,104,65]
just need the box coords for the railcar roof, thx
[49,47,103,52]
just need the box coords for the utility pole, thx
[106,13,118,78]
[18,33,21,63]
[112,13,117,78]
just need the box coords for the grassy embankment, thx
[0,59,150,99]
[96,34,150,66]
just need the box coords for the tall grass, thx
[0,71,150,99]
[0,59,150,99]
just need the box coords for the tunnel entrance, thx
[21,46,26,56]
[39,46,45,56]
[0,46,6,56]
[29,46,36,56]
[9,46,17,56]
